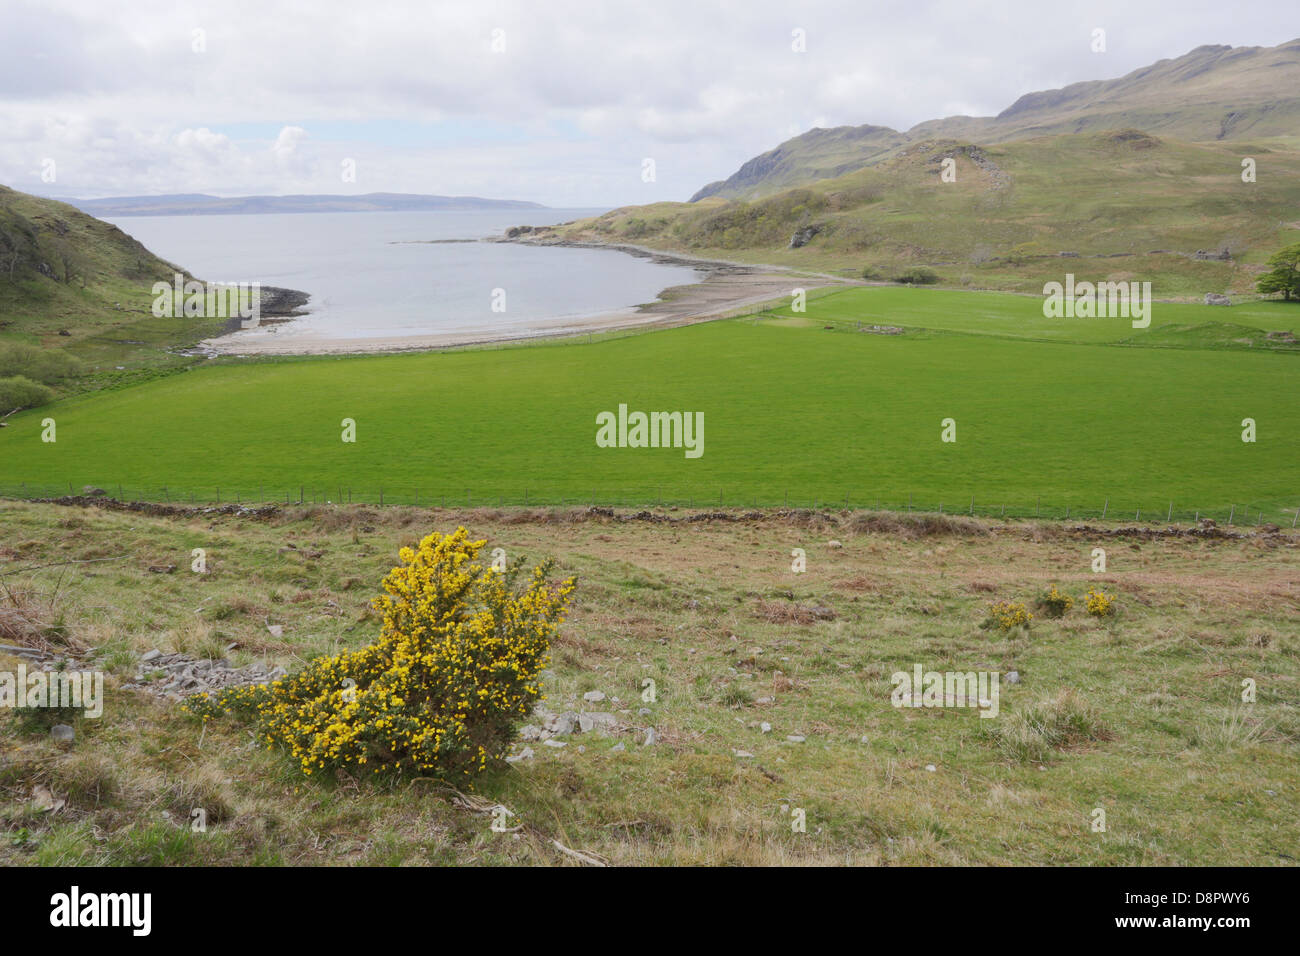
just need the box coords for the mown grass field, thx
[2,287,1297,521]
[0,501,1295,865]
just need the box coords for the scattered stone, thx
[760,722,772,734]
[1005,670,1021,684]
[266,624,284,638]
[860,735,869,744]
[733,750,754,758]
[505,747,534,763]
[925,764,937,772]
[1204,292,1232,306]
[828,540,842,549]
[50,724,75,744]
[643,728,657,746]
[140,649,162,663]
[148,564,176,574]
[582,690,606,703]
[638,707,651,716]
[519,724,544,741]
[81,486,106,497]
[610,742,626,753]
[543,739,567,748]
[786,735,805,743]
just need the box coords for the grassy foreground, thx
[0,499,1296,865]
[2,286,1298,520]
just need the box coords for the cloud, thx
[0,0,1293,206]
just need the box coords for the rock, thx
[860,735,869,744]
[266,624,284,638]
[582,690,606,703]
[1005,670,1021,684]
[638,707,651,716]
[543,712,576,736]
[505,747,534,763]
[925,764,937,772]
[577,714,595,733]
[610,742,626,752]
[760,722,772,734]
[828,540,842,549]
[141,649,162,663]
[1204,293,1232,306]
[50,724,75,744]
[643,728,657,746]
[519,724,544,741]
[81,486,106,497]
[786,735,805,743]
[733,750,754,758]
[789,224,822,249]
[542,739,567,748]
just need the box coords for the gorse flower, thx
[1084,587,1114,617]
[985,600,1032,632]
[184,527,576,779]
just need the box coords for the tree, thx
[1255,242,1300,301]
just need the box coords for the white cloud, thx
[0,0,1293,206]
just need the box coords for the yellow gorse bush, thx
[985,599,1033,631]
[184,527,576,778]
[1084,587,1114,617]
[1041,585,1074,618]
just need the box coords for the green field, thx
[2,287,1297,520]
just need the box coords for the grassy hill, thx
[540,131,1300,297]
[0,186,225,385]
[694,39,1300,202]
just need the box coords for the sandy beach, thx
[199,240,855,355]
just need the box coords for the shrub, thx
[893,267,940,285]
[983,600,1032,631]
[861,266,884,280]
[1039,585,1074,618]
[0,375,54,412]
[0,343,83,384]
[186,528,576,778]
[1084,587,1114,617]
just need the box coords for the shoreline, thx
[200,239,855,356]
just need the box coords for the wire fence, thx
[1,481,1296,527]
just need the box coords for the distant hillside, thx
[57,192,545,217]
[693,38,1300,201]
[528,130,1300,298]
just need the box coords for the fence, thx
[1,481,1296,527]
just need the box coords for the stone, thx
[582,690,606,703]
[50,724,75,744]
[544,712,577,736]
[638,707,651,716]
[828,540,842,548]
[518,724,544,741]
[505,747,534,763]
[760,722,772,734]
[786,734,805,743]
[266,624,284,638]
[542,739,567,748]
[643,728,657,746]
[1204,293,1232,306]
[610,742,626,752]
[925,764,937,772]
[1005,670,1021,684]
[141,649,162,663]
[733,750,754,758]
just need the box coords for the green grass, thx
[2,286,1297,520]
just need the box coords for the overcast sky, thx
[1,1,1294,208]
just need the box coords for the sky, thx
[0,0,1294,208]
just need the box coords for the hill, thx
[692,38,1300,202]
[57,192,546,217]
[529,131,1300,297]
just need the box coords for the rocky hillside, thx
[693,38,1300,202]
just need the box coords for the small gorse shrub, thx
[1039,585,1074,618]
[984,600,1032,632]
[1084,587,1114,617]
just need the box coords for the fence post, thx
[1228,504,1235,525]
[1167,501,1173,522]
[1102,497,1108,519]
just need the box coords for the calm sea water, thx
[106,209,705,340]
